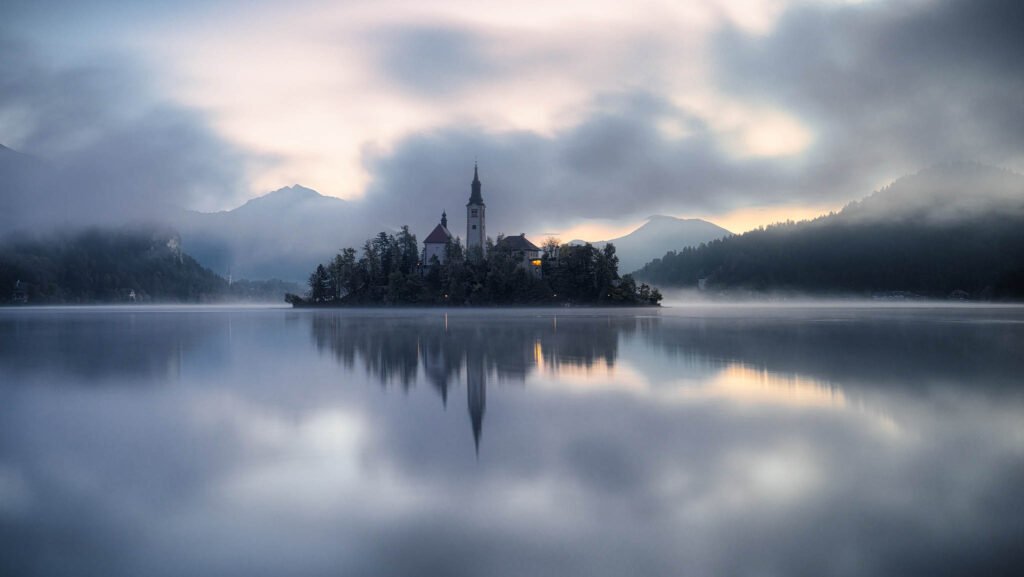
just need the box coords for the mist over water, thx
[1,305,1023,576]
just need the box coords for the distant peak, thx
[231,184,341,213]
[269,184,321,197]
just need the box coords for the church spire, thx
[466,162,486,257]
[441,210,447,229]
[468,162,483,205]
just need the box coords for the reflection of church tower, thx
[466,350,487,454]
[423,345,451,408]
[466,163,486,258]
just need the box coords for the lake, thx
[1,304,1023,576]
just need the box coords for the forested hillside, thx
[635,164,1024,299]
[0,228,226,303]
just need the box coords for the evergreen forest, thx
[636,211,1024,300]
[0,228,300,304]
[636,164,1024,300]
[292,227,661,306]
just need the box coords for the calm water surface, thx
[1,305,1023,576]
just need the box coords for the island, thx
[288,166,659,307]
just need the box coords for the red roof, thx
[424,224,452,244]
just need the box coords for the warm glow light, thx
[531,355,847,411]
[735,110,814,157]
[548,220,648,244]
[697,363,846,408]
[704,203,841,233]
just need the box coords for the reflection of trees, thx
[643,311,1024,391]
[312,309,1024,452]
[0,312,220,384]
[310,313,637,450]
[310,314,635,388]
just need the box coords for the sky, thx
[2,0,1022,238]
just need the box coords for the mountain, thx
[571,216,731,273]
[634,163,1024,299]
[0,143,377,281]
[172,185,379,281]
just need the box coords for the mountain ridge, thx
[571,215,732,273]
[635,163,1024,299]
[171,183,372,281]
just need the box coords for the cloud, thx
[354,0,1024,242]
[0,38,255,233]
[358,91,801,239]
[4,310,1024,576]
[370,26,501,98]
[712,0,1024,198]
[6,0,1023,245]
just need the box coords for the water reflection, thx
[2,306,1023,577]
[307,308,1024,453]
[311,313,637,452]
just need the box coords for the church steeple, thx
[466,162,486,256]
[468,162,483,205]
[441,210,448,229]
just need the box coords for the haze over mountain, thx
[571,216,731,273]
[840,163,1024,224]
[0,141,371,280]
[636,163,1024,299]
[4,138,1022,291]
[171,185,377,281]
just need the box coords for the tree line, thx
[1,228,303,304]
[635,213,1024,299]
[293,227,661,306]
[0,228,225,303]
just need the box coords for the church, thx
[422,164,542,270]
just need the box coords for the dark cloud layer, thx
[362,0,1024,238]
[372,26,502,98]
[359,92,796,238]
[0,38,251,233]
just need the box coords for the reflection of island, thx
[311,313,636,451]
[310,308,1024,453]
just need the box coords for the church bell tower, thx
[466,163,486,257]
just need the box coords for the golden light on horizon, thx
[707,203,841,233]
[537,201,840,244]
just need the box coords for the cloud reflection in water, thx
[1,306,1023,576]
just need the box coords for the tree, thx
[308,264,331,302]
[299,227,665,306]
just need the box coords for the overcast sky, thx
[2,0,1022,237]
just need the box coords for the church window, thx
[471,209,478,216]
[472,225,477,229]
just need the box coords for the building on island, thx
[423,164,543,275]
[466,163,486,259]
[422,211,452,265]
[11,280,28,304]
[495,233,543,274]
